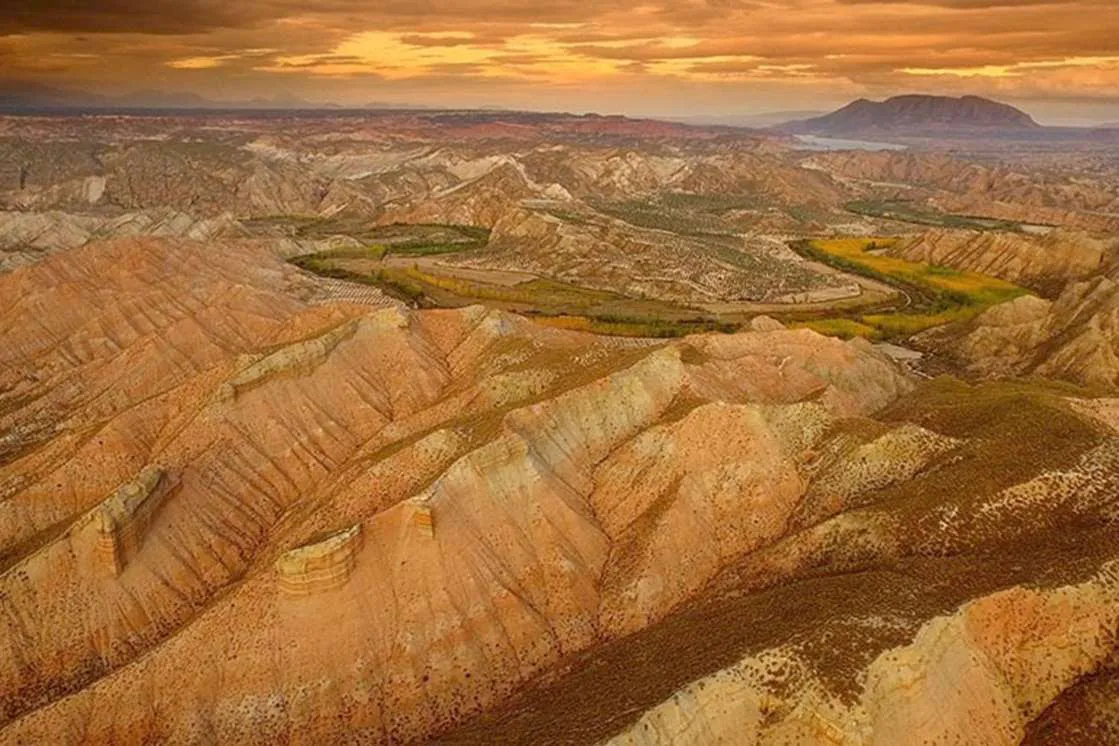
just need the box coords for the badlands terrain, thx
[1,103,1118,744]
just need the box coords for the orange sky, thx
[3,0,1119,122]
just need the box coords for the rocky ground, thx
[3,111,1118,306]
[0,236,1117,745]
[2,111,1118,745]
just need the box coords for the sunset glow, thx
[3,0,1119,121]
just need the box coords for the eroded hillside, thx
[0,237,1117,745]
[4,111,1117,314]
[2,109,1119,745]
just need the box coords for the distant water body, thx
[793,135,907,152]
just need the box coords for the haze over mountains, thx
[9,83,1119,145]
[668,110,828,128]
[0,82,431,113]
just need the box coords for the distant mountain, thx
[778,95,1040,136]
[666,110,827,128]
[0,83,314,111]
[0,82,81,109]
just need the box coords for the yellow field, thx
[809,238,1025,302]
[803,238,1030,341]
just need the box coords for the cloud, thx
[1,0,1117,115]
[0,0,264,35]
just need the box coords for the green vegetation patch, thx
[250,218,490,256]
[788,237,1029,341]
[368,224,490,257]
[535,314,737,339]
[845,200,1026,232]
[659,192,765,213]
[289,234,747,338]
[589,193,761,236]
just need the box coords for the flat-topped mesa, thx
[94,467,171,576]
[275,525,364,596]
[216,318,360,402]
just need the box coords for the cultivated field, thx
[790,237,1028,339]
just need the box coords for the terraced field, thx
[591,194,756,236]
[268,221,491,257]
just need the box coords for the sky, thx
[3,0,1119,124]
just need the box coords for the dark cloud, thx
[0,0,262,35]
[0,0,635,36]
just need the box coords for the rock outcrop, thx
[924,276,1119,388]
[275,525,364,596]
[217,318,361,402]
[0,236,917,742]
[94,467,172,576]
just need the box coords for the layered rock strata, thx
[275,525,364,596]
[93,467,171,576]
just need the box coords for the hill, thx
[781,94,1041,137]
[2,237,1118,744]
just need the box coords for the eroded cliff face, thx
[924,275,1119,388]
[890,228,1112,290]
[802,150,1119,233]
[2,237,1117,745]
[0,209,242,273]
[275,524,364,596]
